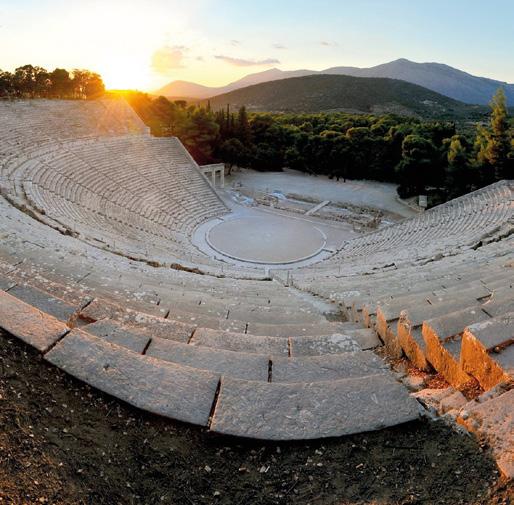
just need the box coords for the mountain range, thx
[156,58,514,106]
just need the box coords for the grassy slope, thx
[207,74,488,120]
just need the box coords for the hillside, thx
[156,58,514,105]
[206,74,486,119]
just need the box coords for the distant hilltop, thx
[202,73,487,120]
[156,58,514,106]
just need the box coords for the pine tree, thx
[237,106,251,145]
[445,135,469,196]
[485,88,511,179]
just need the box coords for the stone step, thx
[422,308,491,388]
[397,322,430,371]
[210,374,420,440]
[190,327,289,356]
[395,300,490,371]
[80,299,194,343]
[0,289,69,352]
[0,273,16,291]
[480,287,514,317]
[190,327,377,357]
[288,334,360,356]
[7,283,78,323]
[85,320,151,354]
[461,313,514,389]
[376,296,491,359]
[165,307,247,333]
[338,321,364,331]
[358,282,493,327]
[146,336,269,381]
[45,329,219,426]
[245,321,348,338]
[226,305,324,325]
[271,351,388,383]
[344,328,382,349]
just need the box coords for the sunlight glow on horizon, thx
[1,0,513,92]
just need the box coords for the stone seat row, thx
[0,281,420,440]
[342,259,514,392]
[8,137,224,231]
[308,181,514,271]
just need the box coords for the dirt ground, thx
[0,331,512,505]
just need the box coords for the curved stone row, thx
[0,99,228,268]
[286,180,513,280]
[0,286,420,440]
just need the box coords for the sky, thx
[1,0,513,91]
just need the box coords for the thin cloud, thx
[214,55,280,67]
[272,43,287,49]
[320,40,338,47]
[151,45,187,74]
[230,39,241,46]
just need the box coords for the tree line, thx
[0,65,105,99]
[124,89,513,205]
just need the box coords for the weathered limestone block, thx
[190,327,289,356]
[0,274,16,291]
[211,374,420,440]
[272,351,387,383]
[81,298,193,342]
[289,333,360,357]
[247,321,348,338]
[423,308,490,389]
[85,320,150,354]
[0,290,69,352]
[397,317,431,371]
[146,336,269,381]
[461,313,514,390]
[376,305,403,358]
[45,329,219,426]
[8,284,77,323]
[344,328,382,350]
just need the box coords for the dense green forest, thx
[0,65,105,99]
[124,89,513,204]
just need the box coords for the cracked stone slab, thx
[343,328,382,350]
[272,351,388,383]
[0,290,69,352]
[190,327,289,356]
[85,320,150,354]
[8,284,77,323]
[45,329,219,426]
[211,374,420,440]
[81,299,193,343]
[246,321,348,338]
[289,333,360,357]
[166,307,246,333]
[146,337,269,381]
[0,274,16,291]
